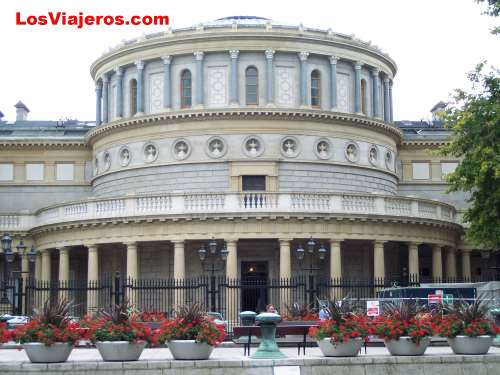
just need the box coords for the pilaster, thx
[329,56,339,110]
[265,49,275,106]
[229,50,239,106]
[135,61,145,115]
[194,51,204,108]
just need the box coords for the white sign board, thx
[367,300,380,316]
[274,366,300,375]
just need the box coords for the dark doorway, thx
[241,261,268,312]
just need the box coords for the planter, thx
[317,337,363,357]
[95,341,146,361]
[167,340,214,360]
[23,342,73,363]
[384,336,430,356]
[447,335,493,355]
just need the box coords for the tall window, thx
[181,69,192,108]
[242,175,266,191]
[130,79,137,116]
[361,79,367,115]
[311,70,321,108]
[245,67,258,105]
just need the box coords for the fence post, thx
[15,277,23,315]
[114,272,121,306]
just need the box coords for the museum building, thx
[0,16,495,313]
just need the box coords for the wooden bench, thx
[233,323,318,356]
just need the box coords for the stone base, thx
[1,352,500,374]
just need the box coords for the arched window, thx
[311,70,321,108]
[180,70,192,108]
[361,79,367,115]
[130,79,137,116]
[245,67,258,105]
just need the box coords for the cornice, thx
[29,212,462,237]
[85,109,403,146]
[401,140,450,148]
[0,140,88,149]
[91,29,397,78]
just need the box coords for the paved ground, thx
[0,345,499,362]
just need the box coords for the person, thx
[318,305,330,320]
[266,304,279,314]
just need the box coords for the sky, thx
[0,0,498,122]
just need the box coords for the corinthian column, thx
[194,51,204,107]
[354,61,363,114]
[265,49,275,106]
[229,50,239,105]
[135,61,145,114]
[329,56,339,110]
[298,52,309,107]
[162,56,172,109]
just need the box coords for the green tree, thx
[476,0,500,33]
[440,63,500,249]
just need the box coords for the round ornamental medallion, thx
[385,150,394,170]
[368,145,379,166]
[103,151,111,172]
[119,146,132,167]
[243,136,264,158]
[344,141,360,163]
[205,136,227,159]
[314,138,333,160]
[143,142,159,163]
[172,139,191,161]
[280,136,301,158]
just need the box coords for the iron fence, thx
[0,274,498,333]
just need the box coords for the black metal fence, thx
[0,274,498,333]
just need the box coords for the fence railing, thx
[1,274,498,333]
[0,192,458,232]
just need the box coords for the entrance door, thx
[241,261,268,312]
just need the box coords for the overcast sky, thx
[1,0,498,122]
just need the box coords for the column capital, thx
[329,239,343,245]
[124,241,137,248]
[406,241,421,247]
[58,246,70,253]
[114,66,123,76]
[172,240,185,246]
[194,51,204,61]
[354,61,363,70]
[85,244,98,252]
[162,55,171,65]
[135,60,145,70]
[460,249,472,254]
[95,82,102,91]
[229,49,239,59]
[373,240,387,246]
[371,67,380,76]
[265,49,275,60]
[298,51,309,61]
[101,74,109,83]
[225,239,239,245]
[329,56,339,65]
[383,77,390,84]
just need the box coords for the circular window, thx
[314,138,333,160]
[280,136,301,158]
[368,145,378,166]
[243,135,264,158]
[205,136,227,159]
[143,142,159,163]
[344,141,360,163]
[119,146,132,167]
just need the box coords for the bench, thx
[233,323,318,356]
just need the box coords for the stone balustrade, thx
[0,192,457,232]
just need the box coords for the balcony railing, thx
[0,192,458,232]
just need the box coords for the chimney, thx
[15,101,30,121]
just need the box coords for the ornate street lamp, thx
[295,237,327,305]
[198,238,228,312]
[1,233,13,304]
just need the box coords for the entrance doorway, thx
[241,261,268,312]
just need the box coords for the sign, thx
[367,300,380,316]
[443,294,454,305]
[428,294,442,304]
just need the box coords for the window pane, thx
[56,163,74,181]
[242,175,266,191]
[311,71,320,107]
[0,164,13,181]
[246,67,258,105]
[412,162,430,180]
[441,162,458,177]
[26,163,44,181]
[181,70,192,108]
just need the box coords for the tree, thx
[439,63,500,249]
[476,0,500,34]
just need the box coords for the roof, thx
[395,120,451,141]
[0,119,94,140]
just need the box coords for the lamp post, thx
[1,234,37,305]
[295,237,327,305]
[198,238,228,311]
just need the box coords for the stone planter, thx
[95,341,146,361]
[23,342,73,363]
[167,340,214,360]
[385,336,430,356]
[447,335,493,355]
[317,337,363,357]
